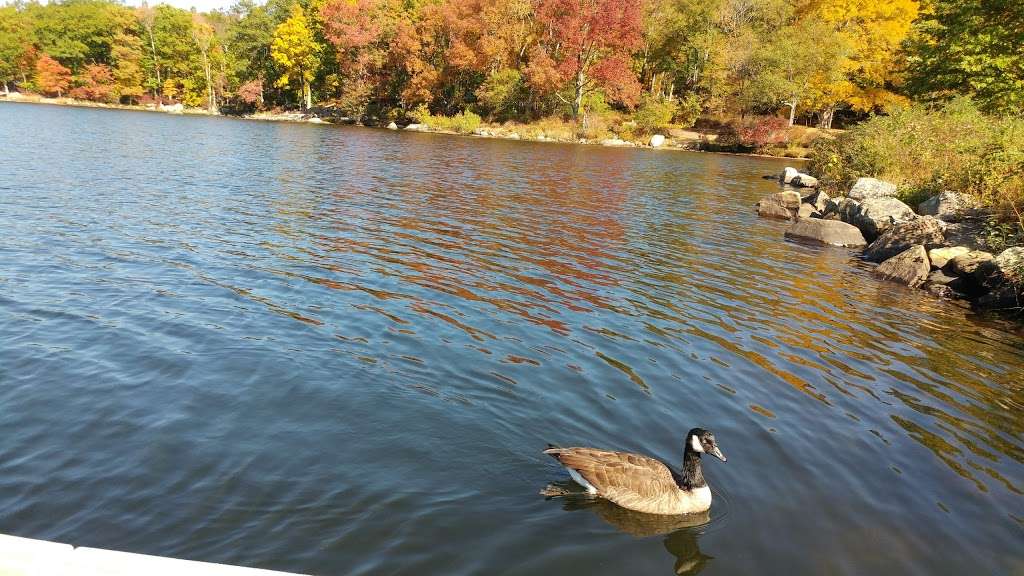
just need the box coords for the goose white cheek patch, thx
[690,435,705,453]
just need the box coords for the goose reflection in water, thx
[544,481,714,575]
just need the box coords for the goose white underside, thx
[565,466,598,494]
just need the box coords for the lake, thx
[0,102,1021,575]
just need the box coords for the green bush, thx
[807,98,1024,223]
[475,68,524,121]
[674,93,702,128]
[633,95,675,135]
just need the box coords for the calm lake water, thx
[1,102,1022,575]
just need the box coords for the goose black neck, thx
[678,446,706,490]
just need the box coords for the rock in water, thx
[846,197,916,240]
[756,191,801,219]
[875,246,931,288]
[848,177,898,201]
[779,167,799,184]
[784,219,867,247]
[791,173,819,188]
[649,134,665,147]
[917,191,981,222]
[387,121,398,130]
[928,246,971,269]
[863,217,945,262]
[803,190,831,212]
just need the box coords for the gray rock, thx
[846,197,916,241]
[917,191,981,222]
[848,177,898,201]
[928,246,971,269]
[756,191,801,220]
[863,216,946,262]
[797,203,818,219]
[976,284,1023,310]
[927,269,959,285]
[791,173,819,188]
[803,190,831,212]
[784,218,868,247]
[779,167,799,184]
[943,251,994,276]
[649,134,665,147]
[387,121,398,130]
[875,245,931,288]
[995,247,1024,283]
[405,123,426,131]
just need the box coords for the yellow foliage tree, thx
[271,4,320,110]
[801,0,918,126]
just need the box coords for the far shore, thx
[0,93,810,160]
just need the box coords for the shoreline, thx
[0,94,809,160]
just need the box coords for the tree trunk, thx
[3,81,8,96]
[786,100,797,127]
[572,68,585,120]
[303,79,311,110]
[147,29,161,99]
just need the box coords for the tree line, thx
[0,0,1019,126]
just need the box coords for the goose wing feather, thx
[544,447,682,514]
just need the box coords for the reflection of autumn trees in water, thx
[256,134,1022,498]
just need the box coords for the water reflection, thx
[552,487,713,575]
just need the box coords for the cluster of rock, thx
[757,170,1024,316]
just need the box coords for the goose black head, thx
[685,428,726,462]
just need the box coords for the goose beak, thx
[709,445,726,462]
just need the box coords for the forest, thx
[1,0,1020,130]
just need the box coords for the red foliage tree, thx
[237,78,264,106]
[531,0,644,119]
[35,54,71,97]
[69,64,116,102]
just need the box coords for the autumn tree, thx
[70,63,116,102]
[35,54,72,97]
[271,4,319,109]
[112,32,145,103]
[192,15,218,111]
[531,0,644,120]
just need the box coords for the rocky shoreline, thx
[760,169,1024,318]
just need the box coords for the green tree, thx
[112,31,146,103]
[905,0,1024,114]
[0,5,35,93]
[271,4,319,109]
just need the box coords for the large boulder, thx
[994,247,1024,283]
[862,216,946,262]
[387,121,398,130]
[943,251,994,276]
[924,269,963,299]
[928,246,971,269]
[779,167,799,185]
[848,177,898,201]
[875,245,931,288]
[649,134,666,147]
[757,191,801,220]
[845,197,916,241]
[784,218,867,247]
[917,191,981,222]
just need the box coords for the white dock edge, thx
[0,534,309,576]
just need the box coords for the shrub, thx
[807,98,1024,224]
[719,116,790,150]
[412,104,482,134]
[674,93,702,128]
[633,95,675,135]
[475,68,524,121]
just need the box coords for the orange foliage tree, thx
[35,54,71,97]
[70,63,116,102]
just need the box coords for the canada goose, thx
[543,428,726,515]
